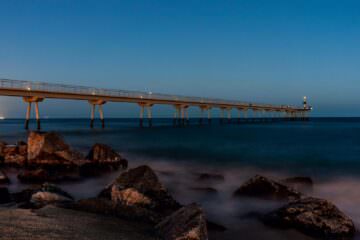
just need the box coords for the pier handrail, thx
[0,78,304,111]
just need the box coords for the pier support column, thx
[237,109,241,124]
[227,108,232,123]
[99,104,105,128]
[25,102,32,130]
[35,102,40,130]
[90,104,95,128]
[147,105,153,127]
[185,107,190,125]
[207,108,212,124]
[220,108,225,124]
[88,100,106,129]
[23,96,44,130]
[244,109,248,122]
[139,104,145,128]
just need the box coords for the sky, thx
[0,0,360,118]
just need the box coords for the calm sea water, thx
[1,118,360,239]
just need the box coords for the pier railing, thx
[0,78,297,110]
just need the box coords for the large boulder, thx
[156,203,208,240]
[233,175,301,201]
[0,141,7,162]
[86,143,128,169]
[80,144,128,176]
[263,197,356,240]
[98,165,181,222]
[27,131,84,166]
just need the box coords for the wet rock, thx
[197,173,224,182]
[0,187,12,204]
[0,169,10,184]
[233,175,301,201]
[281,177,313,193]
[12,187,39,204]
[86,143,128,169]
[189,187,218,194]
[27,131,84,166]
[156,203,208,240]
[206,220,227,232]
[99,165,181,222]
[263,197,356,240]
[3,143,27,166]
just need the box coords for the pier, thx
[0,79,311,130]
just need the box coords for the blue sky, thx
[0,0,360,118]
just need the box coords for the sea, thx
[1,117,360,240]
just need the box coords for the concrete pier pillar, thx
[90,104,95,128]
[220,108,225,124]
[25,102,32,130]
[207,108,212,124]
[227,108,232,123]
[139,105,144,127]
[35,102,40,130]
[244,109,248,122]
[147,106,152,127]
[199,108,204,125]
[185,108,189,125]
[180,107,185,126]
[99,104,105,128]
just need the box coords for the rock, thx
[281,177,313,193]
[14,183,74,208]
[189,187,218,194]
[263,197,356,240]
[0,170,10,184]
[99,165,181,222]
[156,203,208,240]
[27,131,84,166]
[0,141,7,162]
[86,143,128,169]
[0,187,12,204]
[233,175,301,201]
[197,173,224,182]
[3,143,27,166]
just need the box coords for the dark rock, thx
[3,143,27,166]
[189,187,218,194]
[197,173,224,182]
[281,177,313,193]
[0,187,12,204]
[0,141,7,162]
[12,187,39,203]
[263,197,356,240]
[233,175,301,201]
[86,143,128,169]
[99,165,181,222]
[27,131,84,166]
[156,203,208,240]
[0,170,10,184]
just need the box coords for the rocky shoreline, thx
[0,131,357,240]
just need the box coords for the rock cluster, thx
[0,131,128,182]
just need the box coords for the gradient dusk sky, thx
[1,0,360,118]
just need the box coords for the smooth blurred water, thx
[1,118,360,177]
[1,118,360,239]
